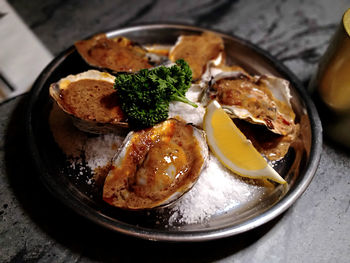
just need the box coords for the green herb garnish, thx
[114,59,196,128]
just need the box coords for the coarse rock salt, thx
[84,134,124,170]
[168,153,264,225]
[49,104,124,172]
[168,84,206,128]
[168,101,205,128]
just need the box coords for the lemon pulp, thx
[204,100,286,184]
[211,109,266,170]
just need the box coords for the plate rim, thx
[26,23,323,242]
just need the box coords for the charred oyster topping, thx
[49,70,128,134]
[169,32,224,80]
[75,34,152,72]
[209,70,296,136]
[103,119,208,210]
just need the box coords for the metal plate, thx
[26,24,322,242]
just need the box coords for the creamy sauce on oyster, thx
[103,119,206,210]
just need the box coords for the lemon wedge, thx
[203,100,286,184]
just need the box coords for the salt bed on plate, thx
[48,86,268,225]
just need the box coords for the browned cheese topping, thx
[103,119,204,210]
[213,77,296,136]
[169,32,224,80]
[59,79,125,123]
[75,34,152,72]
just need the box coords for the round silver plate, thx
[27,24,322,242]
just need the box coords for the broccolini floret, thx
[114,59,196,128]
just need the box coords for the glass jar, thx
[309,8,350,147]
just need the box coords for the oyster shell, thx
[75,34,153,73]
[143,44,172,66]
[203,65,296,136]
[49,70,129,134]
[103,119,209,210]
[169,32,225,80]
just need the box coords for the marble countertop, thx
[1,0,350,262]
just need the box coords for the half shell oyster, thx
[203,65,296,136]
[169,32,224,81]
[103,119,209,210]
[75,34,152,73]
[49,70,128,134]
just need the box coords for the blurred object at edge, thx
[309,8,350,148]
[0,1,53,103]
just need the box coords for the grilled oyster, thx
[200,64,299,160]
[103,119,209,210]
[169,32,224,81]
[75,34,152,73]
[203,65,296,136]
[49,70,128,134]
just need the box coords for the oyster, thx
[169,32,224,81]
[49,70,128,134]
[75,34,152,72]
[204,65,296,136]
[103,119,209,210]
[200,64,299,160]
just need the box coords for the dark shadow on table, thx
[4,95,284,263]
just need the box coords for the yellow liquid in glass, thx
[319,9,350,111]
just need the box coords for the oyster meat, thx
[75,34,152,72]
[49,70,128,134]
[169,32,224,80]
[103,119,208,210]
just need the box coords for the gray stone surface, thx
[1,0,350,262]
[9,0,350,83]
